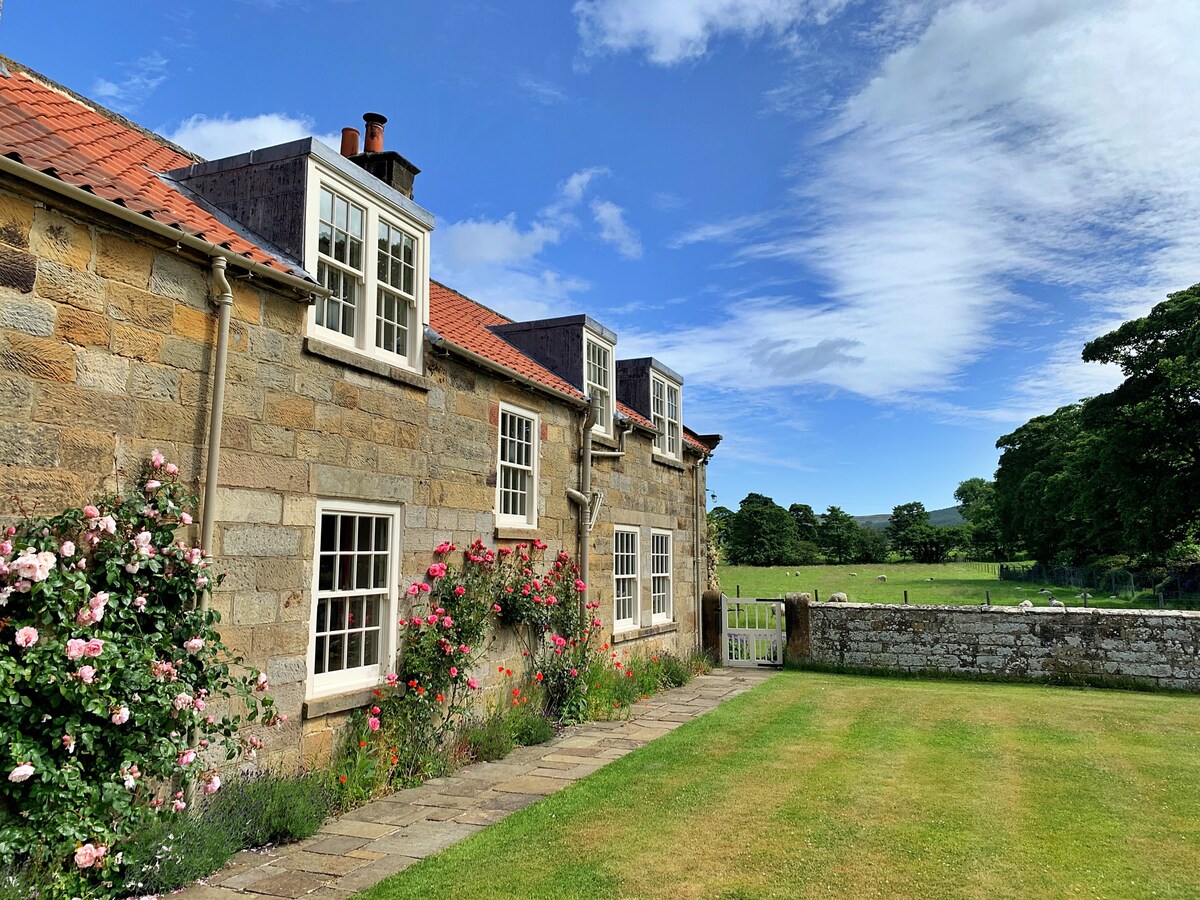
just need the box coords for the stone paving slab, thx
[176,667,774,899]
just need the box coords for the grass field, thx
[719,562,1159,608]
[359,672,1200,900]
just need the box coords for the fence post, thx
[903,590,908,604]
[814,589,819,603]
[736,584,740,598]
[985,591,990,605]
[1158,592,1165,610]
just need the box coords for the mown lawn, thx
[720,562,1154,608]
[357,672,1200,899]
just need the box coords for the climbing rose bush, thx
[0,455,275,896]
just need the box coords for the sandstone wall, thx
[795,601,1200,690]
[0,179,708,769]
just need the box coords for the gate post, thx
[701,590,722,659]
[784,593,810,664]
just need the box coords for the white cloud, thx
[649,0,1200,428]
[434,167,619,319]
[669,212,775,248]
[591,200,643,258]
[91,52,168,113]
[574,0,849,65]
[517,74,569,105]
[165,113,339,160]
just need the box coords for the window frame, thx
[651,372,683,461]
[613,526,640,632]
[651,529,673,625]
[584,331,615,438]
[305,160,428,374]
[495,402,540,530]
[307,499,402,699]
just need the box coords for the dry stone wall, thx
[797,602,1200,690]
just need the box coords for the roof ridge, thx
[0,54,203,164]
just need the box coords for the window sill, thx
[303,685,380,720]
[610,621,679,645]
[590,432,620,450]
[495,525,539,540]
[304,337,429,391]
[652,454,685,471]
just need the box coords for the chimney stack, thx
[340,127,360,157]
[363,113,387,153]
[347,112,421,200]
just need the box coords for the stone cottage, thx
[0,57,718,769]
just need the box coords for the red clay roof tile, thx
[0,67,297,275]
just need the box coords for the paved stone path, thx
[176,667,775,899]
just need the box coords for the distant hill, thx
[853,506,965,530]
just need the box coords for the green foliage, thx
[725,494,806,566]
[954,478,1008,560]
[707,506,734,561]
[788,503,819,543]
[119,770,330,895]
[508,705,555,746]
[0,455,274,896]
[886,501,930,559]
[817,505,858,564]
[852,525,889,564]
[458,712,515,762]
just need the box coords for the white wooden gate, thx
[722,596,785,668]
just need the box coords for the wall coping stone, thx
[805,600,1200,620]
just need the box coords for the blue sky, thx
[5,1,1195,515]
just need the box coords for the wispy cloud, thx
[668,211,776,248]
[638,0,1200,433]
[436,167,628,319]
[516,73,569,105]
[574,0,851,65]
[165,113,338,160]
[92,52,169,114]
[591,199,643,258]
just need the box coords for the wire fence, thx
[1000,563,1200,605]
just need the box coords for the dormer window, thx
[585,333,615,437]
[651,372,682,460]
[304,158,430,374]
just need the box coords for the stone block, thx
[160,335,212,372]
[0,331,76,382]
[0,191,34,249]
[268,655,308,686]
[107,282,172,332]
[221,451,309,493]
[72,348,129,393]
[95,231,152,287]
[266,393,316,430]
[221,525,302,557]
[33,385,134,434]
[127,362,181,402]
[310,465,411,503]
[233,591,280,626]
[296,430,347,463]
[282,495,317,526]
[0,423,60,467]
[35,259,105,312]
[214,487,283,524]
[0,466,84,516]
[249,424,297,457]
[256,557,309,590]
[149,251,208,304]
[110,324,162,362]
[230,282,263,325]
[55,305,109,346]
[30,208,91,271]
[172,303,217,344]
[0,295,54,336]
[136,400,201,442]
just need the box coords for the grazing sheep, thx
[849,573,857,577]
[876,574,887,583]
[926,577,934,581]
[1038,589,1051,595]
[1076,592,1092,600]
[829,592,848,603]
[1049,597,1065,609]
[798,592,812,603]
[1018,599,1034,608]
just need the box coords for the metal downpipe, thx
[200,256,234,608]
[571,396,602,614]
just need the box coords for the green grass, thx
[719,562,1164,608]
[356,672,1200,900]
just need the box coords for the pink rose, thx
[83,505,100,518]
[467,678,479,690]
[204,775,221,794]
[407,583,420,596]
[77,665,96,684]
[368,716,380,731]
[60,541,76,557]
[455,586,466,596]
[83,638,104,658]
[74,843,99,869]
[133,596,147,611]
[178,749,196,766]
[66,639,87,660]
[428,562,447,578]
[173,798,187,812]
[385,672,398,686]
[183,637,205,654]
[151,450,165,469]
[166,462,179,476]
[8,763,33,782]
[180,511,192,525]
[255,672,269,692]
[173,693,193,710]
[449,666,458,677]
[14,626,37,648]
[492,603,502,612]
[111,706,130,725]
[144,480,161,491]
